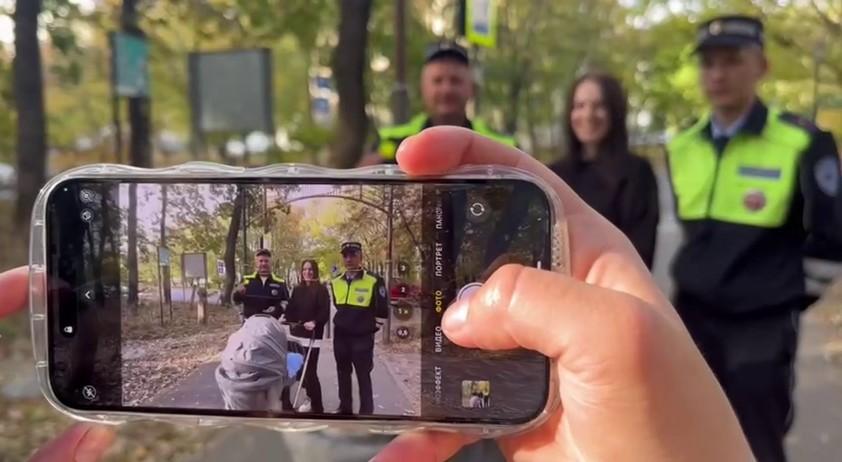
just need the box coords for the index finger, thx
[395,128,658,298]
[396,126,589,217]
[0,266,29,318]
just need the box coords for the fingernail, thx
[74,426,114,462]
[442,300,469,334]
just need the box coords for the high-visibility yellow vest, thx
[377,113,516,161]
[667,109,811,228]
[331,272,377,308]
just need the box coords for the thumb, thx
[30,424,116,462]
[442,264,659,370]
[371,431,475,462]
[0,266,28,318]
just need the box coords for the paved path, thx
[151,341,414,416]
[786,309,842,461]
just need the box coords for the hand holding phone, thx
[374,128,753,462]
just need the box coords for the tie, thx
[713,135,730,155]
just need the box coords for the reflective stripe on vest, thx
[667,109,810,228]
[331,272,377,308]
[377,114,516,160]
[243,272,285,283]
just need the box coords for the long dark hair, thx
[300,259,320,284]
[563,72,630,162]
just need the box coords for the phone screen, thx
[45,177,552,425]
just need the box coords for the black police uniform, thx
[669,15,842,462]
[330,244,389,415]
[232,272,290,319]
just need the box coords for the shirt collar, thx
[705,98,768,139]
[424,116,473,130]
[711,114,746,138]
[343,269,365,281]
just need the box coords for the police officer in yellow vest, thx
[668,16,842,462]
[330,241,389,415]
[359,41,515,166]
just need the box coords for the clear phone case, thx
[29,162,569,437]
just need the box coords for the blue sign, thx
[113,32,149,97]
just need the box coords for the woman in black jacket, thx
[282,259,330,413]
[549,72,660,268]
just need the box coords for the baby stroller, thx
[215,314,306,411]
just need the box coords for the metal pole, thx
[242,133,250,167]
[391,0,410,124]
[812,43,824,122]
[384,185,394,344]
[242,187,249,273]
[261,186,268,249]
[157,248,164,326]
[109,32,123,163]
[472,45,482,114]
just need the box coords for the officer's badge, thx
[743,189,766,212]
[815,156,840,196]
[272,289,278,296]
[709,20,723,35]
[357,296,365,303]
[379,286,386,297]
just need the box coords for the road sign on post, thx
[158,247,171,266]
[113,32,150,97]
[465,0,498,48]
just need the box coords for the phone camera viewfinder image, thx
[46,178,553,425]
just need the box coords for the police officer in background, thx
[233,249,290,320]
[330,242,389,415]
[668,15,842,462]
[358,41,515,166]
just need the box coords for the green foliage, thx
[1,0,839,164]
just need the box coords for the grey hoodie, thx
[215,315,295,411]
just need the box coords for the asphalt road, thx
[150,341,414,417]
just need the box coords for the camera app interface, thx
[47,179,552,423]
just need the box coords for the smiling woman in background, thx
[549,72,660,268]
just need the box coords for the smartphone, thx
[32,164,564,435]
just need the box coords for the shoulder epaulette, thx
[779,112,819,134]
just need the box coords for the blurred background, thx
[0,0,841,461]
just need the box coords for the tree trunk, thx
[160,184,171,303]
[525,90,539,155]
[128,98,152,167]
[13,0,47,226]
[122,0,152,167]
[327,0,373,168]
[222,187,245,306]
[505,68,526,135]
[127,183,139,309]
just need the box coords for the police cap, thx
[424,41,469,65]
[340,241,362,255]
[695,15,764,53]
